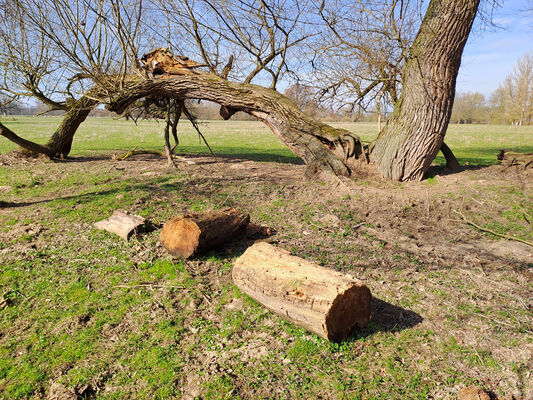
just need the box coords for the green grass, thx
[0,117,531,399]
[1,116,532,165]
[0,116,300,163]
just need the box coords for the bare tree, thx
[1,0,480,181]
[311,0,420,112]
[451,92,486,124]
[492,53,533,125]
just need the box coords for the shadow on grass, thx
[424,164,489,179]
[56,149,303,165]
[344,298,424,342]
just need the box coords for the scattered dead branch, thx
[454,210,533,247]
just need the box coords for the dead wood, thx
[497,150,533,169]
[159,208,250,258]
[94,210,146,240]
[454,210,533,247]
[107,74,364,178]
[232,242,372,341]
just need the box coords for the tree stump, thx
[160,208,250,258]
[232,242,371,341]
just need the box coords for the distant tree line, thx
[444,53,533,125]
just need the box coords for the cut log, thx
[244,223,276,239]
[160,208,250,258]
[232,242,371,341]
[94,210,146,240]
[497,150,533,169]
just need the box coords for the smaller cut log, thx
[497,150,533,169]
[94,210,146,240]
[232,242,371,341]
[160,208,250,258]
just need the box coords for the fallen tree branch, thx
[453,210,533,247]
[113,284,186,289]
[112,147,196,164]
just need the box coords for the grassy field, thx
[0,116,532,165]
[0,117,532,399]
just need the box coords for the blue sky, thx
[457,0,533,95]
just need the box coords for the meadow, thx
[0,116,531,399]
[0,116,532,165]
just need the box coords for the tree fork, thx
[370,0,480,181]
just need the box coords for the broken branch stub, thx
[232,242,372,341]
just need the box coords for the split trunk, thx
[370,0,480,181]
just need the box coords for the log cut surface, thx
[160,208,250,258]
[232,242,371,341]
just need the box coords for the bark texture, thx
[232,242,372,341]
[46,96,99,158]
[370,0,480,181]
[107,74,363,177]
[160,208,250,258]
[0,95,98,159]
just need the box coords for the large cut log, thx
[160,208,250,258]
[232,242,371,341]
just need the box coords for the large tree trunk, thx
[107,76,363,177]
[370,0,480,181]
[46,96,99,158]
[0,95,98,159]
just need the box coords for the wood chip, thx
[94,210,146,240]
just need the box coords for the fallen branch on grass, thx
[454,210,533,247]
[113,284,186,289]
[112,147,196,164]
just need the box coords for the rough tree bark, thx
[107,75,363,177]
[0,95,99,159]
[45,96,99,158]
[370,0,480,181]
[233,242,372,342]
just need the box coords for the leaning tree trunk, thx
[370,0,480,181]
[107,76,363,177]
[45,96,99,158]
[0,95,98,159]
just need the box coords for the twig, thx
[119,145,138,160]
[353,222,366,230]
[453,210,533,247]
[182,106,216,158]
[113,284,186,289]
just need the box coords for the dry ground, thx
[0,151,531,399]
